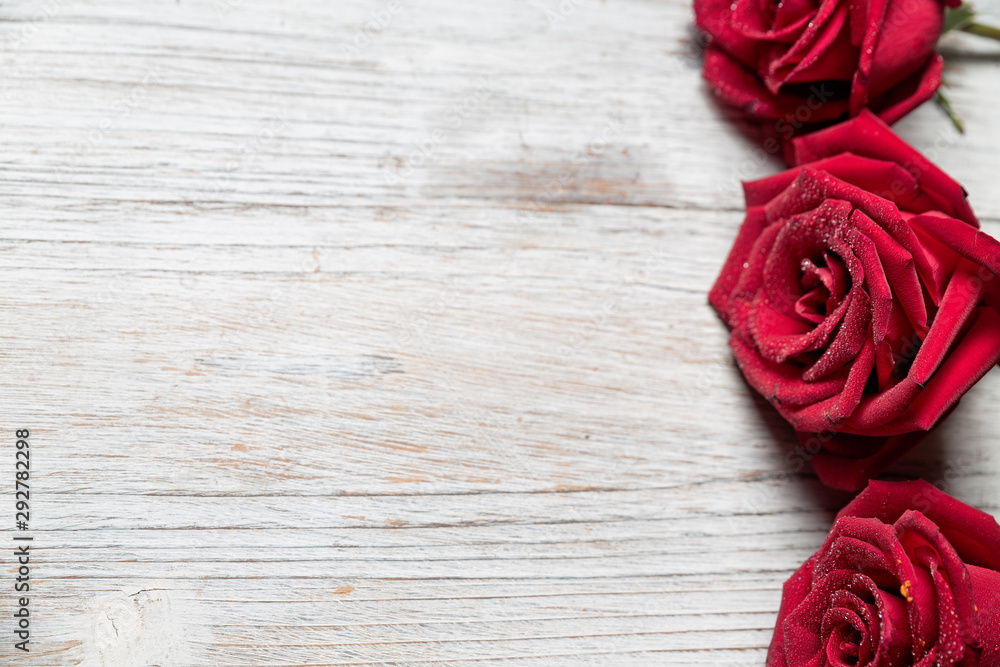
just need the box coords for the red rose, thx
[709,110,1000,491]
[694,0,959,137]
[768,480,1000,666]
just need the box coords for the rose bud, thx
[710,110,1000,491]
[768,480,1000,666]
[694,0,958,139]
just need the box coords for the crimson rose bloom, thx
[768,480,1000,666]
[694,0,958,136]
[710,111,1000,491]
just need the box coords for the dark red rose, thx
[768,480,1000,666]
[694,0,959,138]
[710,110,1000,491]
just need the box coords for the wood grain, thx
[0,0,998,664]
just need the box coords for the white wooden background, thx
[0,1,998,665]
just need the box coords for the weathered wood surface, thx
[0,0,998,664]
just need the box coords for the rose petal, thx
[896,511,981,662]
[703,46,851,122]
[710,207,772,326]
[838,481,1000,571]
[767,558,818,667]
[731,0,816,42]
[782,325,875,431]
[904,306,1000,432]
[724,222,786,332]
[838,376,921,432]
[872,54,944,127]
[809,430,927,491]
[911,214,1000,278]
[848,0,890,113]
[788,110,978,227]
[766,3,853,94]
[866,0,944,100]
[730,332,850,410]
[850,208,928,331]
[969,565,1000,666]
[908,261,986,387]
[695,0,761,64]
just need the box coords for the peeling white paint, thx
[81,591,201,667]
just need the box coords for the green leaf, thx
[934,90,965,134]
[944,4,976,32]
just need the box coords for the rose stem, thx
[960,22,1000,41]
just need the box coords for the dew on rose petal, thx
[743,262,750,269]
